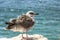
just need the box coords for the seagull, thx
[5,11,38,40]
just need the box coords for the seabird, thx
[5,11,38,40]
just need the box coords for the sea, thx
[0,0,60,40]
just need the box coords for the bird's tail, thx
[5,22,9,24]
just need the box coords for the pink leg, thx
[26,32,28,40]
[21,33,24,40]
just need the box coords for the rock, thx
[11,34,48,40]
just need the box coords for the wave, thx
[0,38,11,40]
[0,7,21,12]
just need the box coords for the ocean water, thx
[0,0,60,40]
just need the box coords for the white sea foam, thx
[0,38,11,40]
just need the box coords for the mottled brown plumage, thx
[5,11,37,40]
[17,15,35,29]
[5,15,34,32]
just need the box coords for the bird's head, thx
[26,11,38,17]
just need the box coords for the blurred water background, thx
[0,0,60,40]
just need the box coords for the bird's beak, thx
[34,13,39,15]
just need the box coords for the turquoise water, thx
[0,0,60,40]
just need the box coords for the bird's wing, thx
[16,15,27,23]
[16,15,35,27]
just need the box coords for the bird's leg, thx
[21,32,24,40]
[22,33,23,38]
[26,31,28,40]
